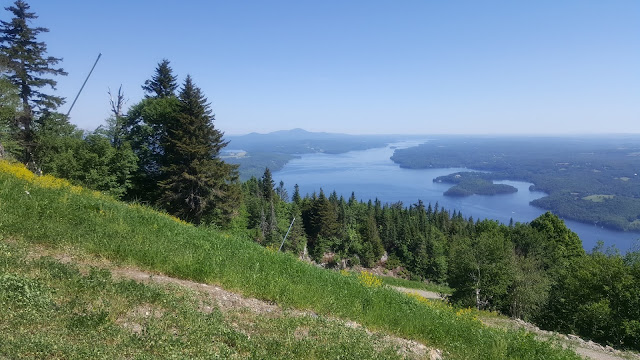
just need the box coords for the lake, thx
[273,141,640,253]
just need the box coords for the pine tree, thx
[142,59,178,98]
[261,167,274,202]
[125,60,180,200]
[284,204,306,255]
[292,183,301,204]
[158,75,240,225]
[276,180,288,202]
[0,0,67,162]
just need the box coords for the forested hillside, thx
[392,137,640,231]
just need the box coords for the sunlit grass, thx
[0,239,408,359]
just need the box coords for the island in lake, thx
[435,173,518,197]
[391,135,640,232]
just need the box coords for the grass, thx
[0,239,409,359]
[0,160,581,359]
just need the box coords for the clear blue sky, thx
[6,0,640,135]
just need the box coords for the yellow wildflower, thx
[358,271,382,288]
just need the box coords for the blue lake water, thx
[273,141,640,253]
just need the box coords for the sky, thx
[3,0,639,135]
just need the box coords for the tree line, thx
[1,1,639,351]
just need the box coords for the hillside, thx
[0,160,585,359]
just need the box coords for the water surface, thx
[273,141,640,252]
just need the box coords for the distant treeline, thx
[391,137,640,232]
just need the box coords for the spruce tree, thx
[292,184,301,204]
[158,75,240,225]
[142,59,178,98]
[0,0,67,162]
[125,60,180,200]
[261,167,274,202]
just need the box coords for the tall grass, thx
[0,161,579,359]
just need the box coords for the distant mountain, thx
[226,129,407,155]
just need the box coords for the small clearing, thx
[582,194,615,202]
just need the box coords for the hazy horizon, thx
[225,128,640,137]
[17,1,640,135]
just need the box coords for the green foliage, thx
[529,212,585,272]
[539,245,640,349]
[508,255,550,321]
[0,76,20,159]
[448,225,515,311]
[158,75,240,225]
[33,113,137,198]
[142,59,178,98]
[0,0,67,162]
[124,96,180,201]
[0,272,50,307]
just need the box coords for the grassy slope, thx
[0,161,579,359]
[0,239,407,359]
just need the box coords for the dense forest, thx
[1,0,639,352]
[392,137,640,232]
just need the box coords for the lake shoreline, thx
[273,141,639,252]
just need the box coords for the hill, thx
[0,160,582,359]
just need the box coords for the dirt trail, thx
[390,286,443,300]
[27,245,441,360]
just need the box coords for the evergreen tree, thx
[0,74,19,158]
[292,183,301,204]
[125,59,181,200]
[0,0,67,162]
[124,96,179,201]
[283,204,306,255]
[158,75,240,225]
[261,167,274,202]
[276,180,288,202]
[142,59,178,98]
